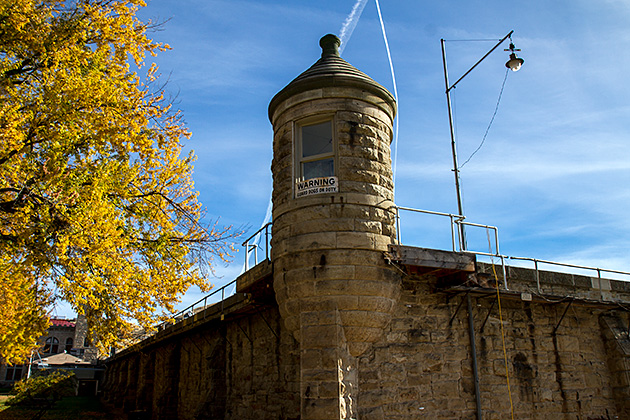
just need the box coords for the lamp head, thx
[506,53,524,71]
[505,42,524,72]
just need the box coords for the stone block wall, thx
[600,313,630,418]
[102,303,301,420]
[103,261,630,419]
[358,270,629,419]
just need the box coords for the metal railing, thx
[158,206,630,332]
[394,206,462,251]
[393,205,630,291]
[157,277,238,331]
[242,222,272,271]
[508,256,630,296]
[394,206,501,257]
[153,223,273,333]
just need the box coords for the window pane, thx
[302,121,332,157]
[303,158,334,180]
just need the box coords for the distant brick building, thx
[0,315,97,387]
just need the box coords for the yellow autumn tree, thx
[0,0,238,363]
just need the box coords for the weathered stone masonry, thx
[357,261,630,419]
[102,261,630,419]
[102,34,630,419]
[103,290,301,419]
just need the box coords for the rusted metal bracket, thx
[449,292,468,326]
[235,319,252,343]
[253,303,280,339]
[480,298,498,333]
[553,300,574,334]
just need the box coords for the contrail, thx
[339,0,368,54]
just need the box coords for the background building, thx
[0,315,100,392]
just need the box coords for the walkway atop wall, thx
[109,239,630,363]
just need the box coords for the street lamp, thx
[440,30,524,251]
[505,42,525,71]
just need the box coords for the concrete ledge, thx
[236,259,273,294]
[476,261,630,303]
[108,292,249,362]
[389,245,476,272]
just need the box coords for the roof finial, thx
[320,34,341,58]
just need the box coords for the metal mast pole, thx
[440,30,514,252]
[441,38,466,251]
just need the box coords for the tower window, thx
[43,336,59,354]
[297,119,335,181]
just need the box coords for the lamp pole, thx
[440,30,522,251]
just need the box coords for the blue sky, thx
[57,0,630,315]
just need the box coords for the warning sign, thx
[296,176,338,198]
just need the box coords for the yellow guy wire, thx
[487,230,515,419]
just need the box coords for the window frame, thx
[5,366,22,381]
[43,336,59,354]
[294,115,337,191]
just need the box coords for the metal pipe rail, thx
[508,256,630,297]
[459,221,500,256]
[155,205,630,335]
[157,277,238,331]
[394,206,501,256]
[394,206,462,252]
[242,222,272,271]
[392,205,630,291]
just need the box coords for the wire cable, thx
[487,231,515,419]
[444,38,505,42]
[461,68,509,168]
[374,0,399,197]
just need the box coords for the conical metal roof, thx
[268,34,396,121]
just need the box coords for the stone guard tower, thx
[269,34,399,420]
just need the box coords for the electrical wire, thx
[487,230,516,420]
[374,0,399,197]
[444,38,505,42]
[460,68,509,168]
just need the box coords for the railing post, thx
[534,259,542,293]
[501,255,508,290]
[242,222,273,271]
[450,215,456,252]
[461,220,467,252]
[597,268,602,301]
[265,224,270,261]
[493,227,500,256]
[395,206,402,245]
[244,240,250,271]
